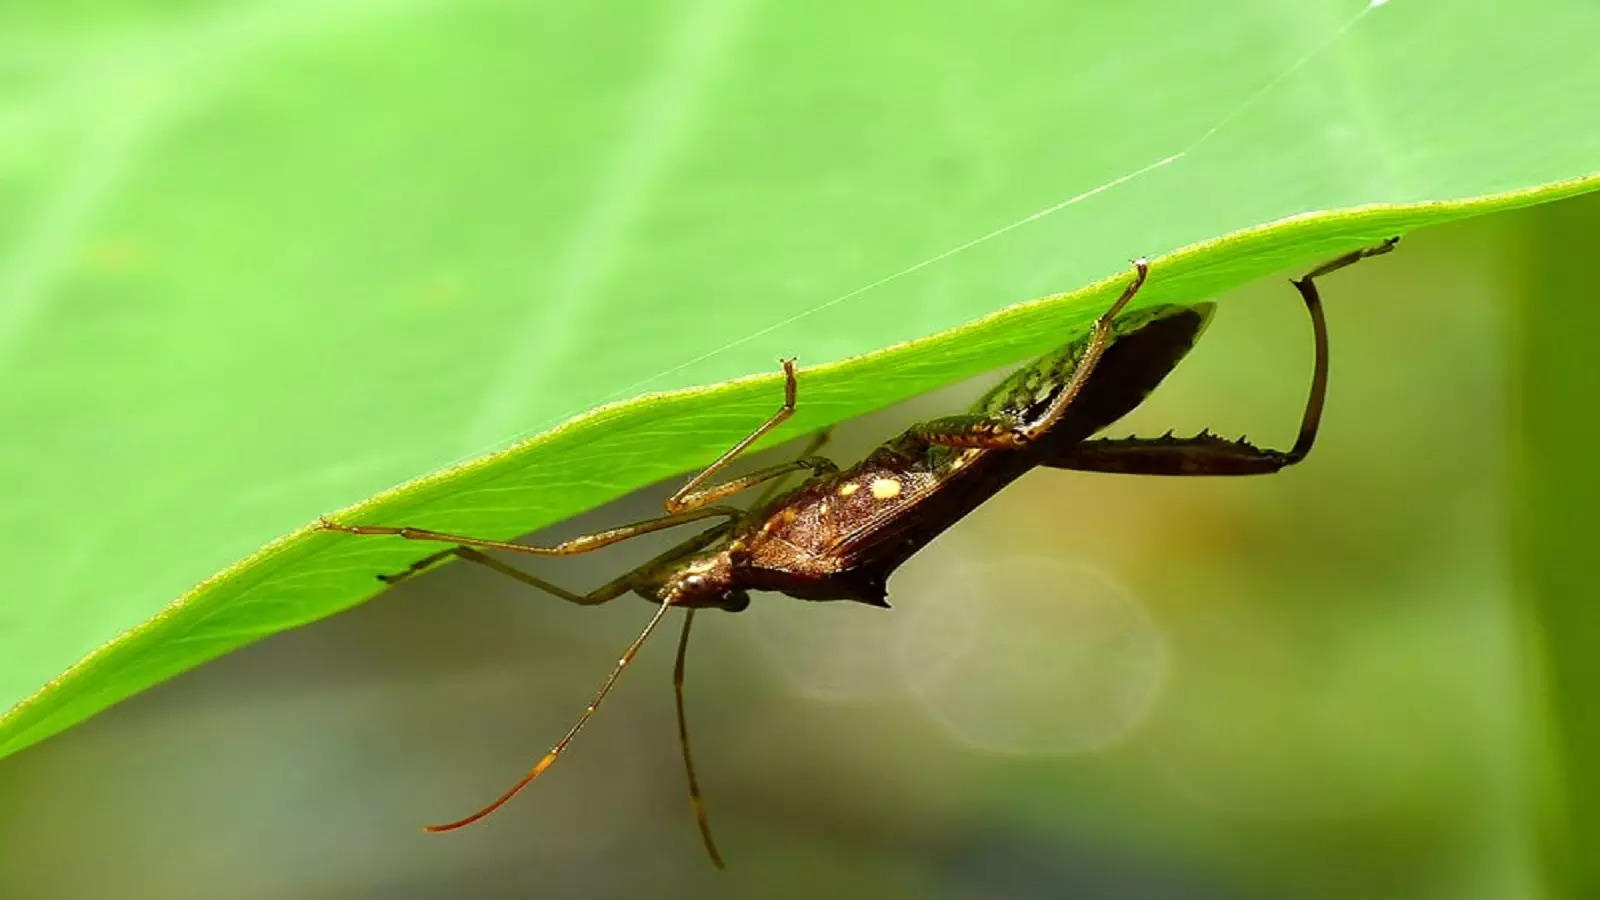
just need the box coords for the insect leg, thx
[424,586,684,832]
[908,259,1151,451]
[373,546,623,603]
[374,520,735,611]
[750,428,833,508]
[374,547,460,585]
[1047,238,1397,476]
[668,456,837,510]
[1302,236,1398,280]
[793,426,833,459]
[664,424,835,514]
[1012,257,1151,444]
[665,359,803,513]
[1044,431,1298,476]
[317,504,741,557]
[906,413,1029,449]
[673,609,725,868]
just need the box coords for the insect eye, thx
[682,574,706,591]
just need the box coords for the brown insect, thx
[319,238,1397,866]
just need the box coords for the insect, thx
[318,238,1397,866]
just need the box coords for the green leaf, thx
[2,0,1598,764]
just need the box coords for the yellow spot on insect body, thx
[870,478,902,499]
[837,482,860,497]
[947,449,978,471]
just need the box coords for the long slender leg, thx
[1045,430,1296,476]
[792,427,834,461]
[659,428,833,866]
[376,521,735,608]
[376,546,622,604]
[661,433,836,867]
[751,428,833,509]
[909,259,1150,451]
[907,412,1026,450]
[1016,257,1151,443]
[1302,236,1398,280]
[673,609,725,868]
[665,359,800,513]
[375,547,459,585]
[426,589,684,833]
[676,426,837,513]
[317,505,739,558]
[1282,236,1395,461]
[669,456,836,511]
[1047,238,1396,476]
[331,360,813,578]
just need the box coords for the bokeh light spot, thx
[894,555,1168,755]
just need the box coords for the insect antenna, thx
[673,609,726,868]
[424,595,681,833]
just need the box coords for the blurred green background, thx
[2,198,1596,897]
[4,0,1599,896]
